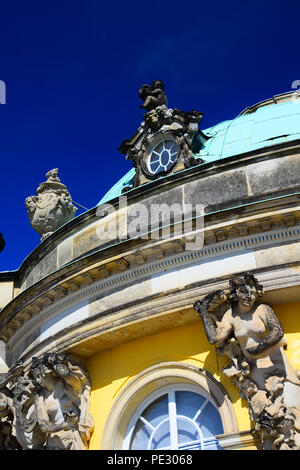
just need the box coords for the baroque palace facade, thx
[0,82,300,450]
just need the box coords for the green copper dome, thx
[98,91,300,205]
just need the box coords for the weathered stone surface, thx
[254,241,300,268]
[183,168,249,212]
[73,209,127,259]
[57,237,73,268]
[0,282,13,309]
[6,330,40,367]
[127,186,184,236]
[246,155,300,196]
[88,278,153,318]
[24,248,57,289]
[14,150,300,297]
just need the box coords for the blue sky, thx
[0,0,299,270]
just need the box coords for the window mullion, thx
[193,398,209,422]
[139,416,155,432]
[168,391,178,450]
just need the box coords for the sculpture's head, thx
[229,272,263,310]
[13,377,35,408]
[46,168,59,181]
[152,80,164,91]
[29,356,55,391]
[138,84,152,101]
[29,353,71,391]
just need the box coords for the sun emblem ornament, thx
[118,80,209,190]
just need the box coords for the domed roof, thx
[98,91,300,205]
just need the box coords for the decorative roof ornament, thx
[25,169,78,241]
[139,80,168,112]
[119,80,210,190]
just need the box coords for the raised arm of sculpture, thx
[194,290,233,345]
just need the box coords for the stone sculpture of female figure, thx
[28,353,94,450]
[194,272,300,450]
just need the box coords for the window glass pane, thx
[156,143,164,153]
[195,401,223,438]
[143,394,168,427]
[128,388,223,450]
[149,139,178,175]
[149,419,171,450]
[164,140,173,150]
[130,395,169,450]
[175,391,206,419]
[150,161,160,173]
[130,420,152,450]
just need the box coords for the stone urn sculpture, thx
[25,169,78,241]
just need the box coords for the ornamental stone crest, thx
[119,80,209,190]
[194,272,300,450]
[0,353,94,450]
[25,169,78,241]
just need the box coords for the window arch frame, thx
[101,362,238,450]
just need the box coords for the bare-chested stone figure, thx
[194,272,300,450]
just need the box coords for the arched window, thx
[123,385,224,450]
[101,363,237,450]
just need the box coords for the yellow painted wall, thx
[86,302,300,450]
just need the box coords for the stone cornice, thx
[2,208,300,345]
[9,262,300,365]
